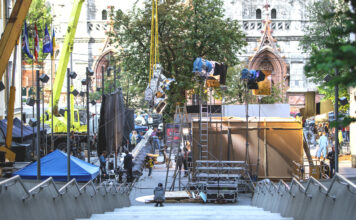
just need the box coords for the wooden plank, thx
[135,191,190,203]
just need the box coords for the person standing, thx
[70,131,78,156]
[146,156,154,177]
[327,147,336,178]
[151,127,161,154]
[130,130,138,151]
[99,151,107,176]
[137,131,144,143]
[77,148,85,160]
[124,150,134,182]
[183,147,189,177]
[153,183,165,207]
[175,149,184,173]
[317,132,329,160]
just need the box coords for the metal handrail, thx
[255,172,356,201]
[28,177,61,198]
[80,179,97,197]
[0,175,31,199]
[0,175,132,201]
[59,178,82,197]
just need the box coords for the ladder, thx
[165,103,189,190]
[200,104,209,160]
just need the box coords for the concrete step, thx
[76,205,293,220]
[79,215,292,220]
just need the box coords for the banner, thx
[21,22,33,59]
[51,26,56,58]
[34,24,39,62]
[43,25,52,53]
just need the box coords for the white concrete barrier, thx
[252,174,356,220]
[0,176,130,220]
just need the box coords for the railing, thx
[292,160,330,181]
[255,173,356,201]
[0,175,132,201]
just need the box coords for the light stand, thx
[67,69,78,181]
[85,67,94,163]
[27,71,49,180]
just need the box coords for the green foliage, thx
[23,0,52,64]
[301,0,356,125]
[108,0,246,120]
[88,66,147,110]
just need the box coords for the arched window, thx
[102,10,107,20]
[256,9,262,19]
[271,9,277,19]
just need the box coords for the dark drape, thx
[97,90,125,155]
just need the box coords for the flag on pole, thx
[43,24,52,53]
[51,27,56,58]
[22,22,33,59]
[34,24,39,62]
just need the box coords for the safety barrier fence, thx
[252,173,356,220]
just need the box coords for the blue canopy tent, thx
[13,150,99,182]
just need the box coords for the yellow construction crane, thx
[149,0,160,84]
[0,0,32,162]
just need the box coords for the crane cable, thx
[149,0,159,84]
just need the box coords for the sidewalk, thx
[129,156,189,206]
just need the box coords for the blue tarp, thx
[0,118,43,138]
[135,124,148,133]
[13,150,99,182]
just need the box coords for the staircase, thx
[77,205,293,220]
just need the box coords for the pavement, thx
[129,155,190,206]
[308,144,356,178]
[129,155,253,206]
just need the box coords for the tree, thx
[108,0,246,120]
[301,0,356,126]
[23,0,52,64]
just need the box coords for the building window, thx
[271,9,277,19]
[102,10,107,20]
[256,9,262,19]
[243,21,249,30]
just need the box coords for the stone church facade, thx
[46,0,317,112]
[224,0,318,113]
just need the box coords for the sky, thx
[119,0,144,12]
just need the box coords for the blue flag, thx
[22,22,33,59]
[43,24,52,53]
[51,26,55,57]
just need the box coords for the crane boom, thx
[51,0,84,110]
[0,0,32,81]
